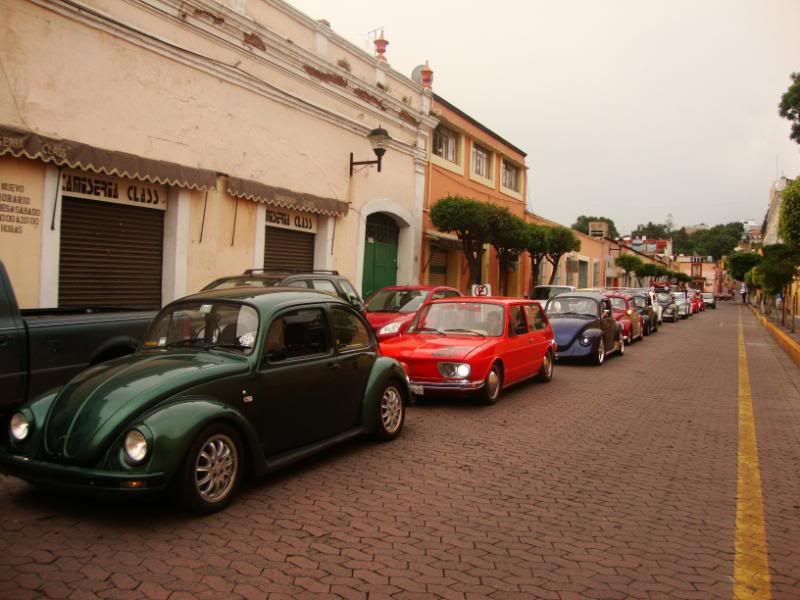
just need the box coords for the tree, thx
[545,227,581,284]
[779,178,800,248]
[572,215,619,239]
[430,196,492,286]
[727,252,762,281]
[779,72,800,146]
[487,206,528,295]
[654,264,669,280]
[637,262,659,284]
[614,254,643,286]
[523,223,550,293]
[631,222,671,239]
[758,244,798,295]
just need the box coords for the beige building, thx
[0,0,435,309]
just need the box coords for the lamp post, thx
[350,126,391,176]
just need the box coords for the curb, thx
[748,305,800,369]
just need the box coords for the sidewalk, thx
[746,300,800,369]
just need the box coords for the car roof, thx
[372,285,439,292]
[428,296,537,306]
[546,291,605,300]
[171,286,346,308]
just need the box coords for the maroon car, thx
[365,285,462,340]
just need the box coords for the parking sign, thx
[472,284,491,297]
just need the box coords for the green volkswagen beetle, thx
[0,288,408,513]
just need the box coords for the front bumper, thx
[408,379,485,394]
[554,342,593,359]
[0,449,167,495]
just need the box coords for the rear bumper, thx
[0,449,167,495]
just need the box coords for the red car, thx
[689,291,703,314]
[379,297,556,404]
[607,292,644,344]
[365,285,461,340]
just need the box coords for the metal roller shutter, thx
[429,249,448,285]
[59,197,164,309]
[264,227,314,272]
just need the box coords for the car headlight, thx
[378,321,402,336]
[580,336,591,346]
[9,412,30,441]
[438,362,471,379]
[124,430,148,464]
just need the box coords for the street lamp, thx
[350,126,391,176]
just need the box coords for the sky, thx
[289,0,800,235]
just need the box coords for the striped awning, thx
[226,176,348,217]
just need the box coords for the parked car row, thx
[0,267,710,515]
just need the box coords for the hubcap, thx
[380,386,403,434]
[598,340,605,363]
[194,434,237,503]
[486,368,500,399]
[544,354,553,378]
[619,336,625,354]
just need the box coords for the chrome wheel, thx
[596,339,605,364]
[194,434,238,504]
[380,385,404,434]
[486,367,501,400]
[543,353,553,378]
[619,335,625,355]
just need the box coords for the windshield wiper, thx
[161,339,204,348]
[416,326,445,335]
[206,342,251,352]
[444,328,486,337]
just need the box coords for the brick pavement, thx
[0,302,798,599]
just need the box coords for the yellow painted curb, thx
[748,305,800,370]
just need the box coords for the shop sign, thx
[265,207,317,233]
[61,171,167,210]
[0,180,40,235]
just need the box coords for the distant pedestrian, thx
[740,283,747,304]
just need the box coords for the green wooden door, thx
[362,213,399,298]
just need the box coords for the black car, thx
[655,291,679,323]
[203,270,365,311]
[544,292,624,365]
[630,292,658,335]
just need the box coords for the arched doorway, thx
[362,212,399,298]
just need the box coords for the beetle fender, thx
[134,398,266,480]
[360,357,409,434]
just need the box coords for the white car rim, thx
[380,385,403,434]
[486,368,501,399]
[543,353,553,378]
[619,336,625,354]
[597,340,605,364]
[195,434,238,503]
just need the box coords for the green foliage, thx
[545,227,581,284]
[631,222,671,239]
[727,252,762,281]
[758,244,798,295]
[779,72,800,145]
[524,223,550,289]
[780,178,800,248]
[654,264,669,279]
[744,268,758,288]
[672,222,744,259]
[572,215,619,239]
[487,206,528,294]
[614,254,643,286]
[675,272,692,284]
[637,263,660,278]
[430,196,493,285]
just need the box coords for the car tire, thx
[643,322,650,336]
[175,423,243,515]
[593,338,605,366]
[535,350,554,383]
[372,380,405,441]
[477,363,503,405]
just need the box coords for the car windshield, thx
[702,293,713,299]
[672,294,686,303]
[609,297,627,310]
[632,296,646,308]
[657,292,672,302]
[141,301,259,354]
[546,297,598,317]
[412,302,504,336]
[366,289,427,313]
[205,276,284,290]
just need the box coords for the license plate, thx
[410,384,424,396]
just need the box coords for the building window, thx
[472,143,492,179]
[592,261,600,288]
[691,264,702,278]
[432,126,459,163]
[502,160,521,192]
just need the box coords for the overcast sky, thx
[290,0,800,235]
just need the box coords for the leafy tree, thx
[614,254,643,286]
[654,264,669,280]
[430,196,492,286]
[671,227,691,255]
[637,263,660,280]
[572,215,619,239]
[546,227,581,284]
[779,72,800,145]
[779,178,800,248]
[631,222,670,239]
[727,252,762,281]
[673,222,744,259]
[758,244,798,295]
[523,223,550,293]
[674,272,692,284]
[487,206,528,295]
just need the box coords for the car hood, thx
[42,351,249,464]
[548,315,596,348]
[380,334,493,361]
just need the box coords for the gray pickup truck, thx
[0,261,156,413]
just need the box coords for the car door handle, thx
[327,362,341,370]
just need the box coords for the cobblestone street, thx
[1,302,798,599]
